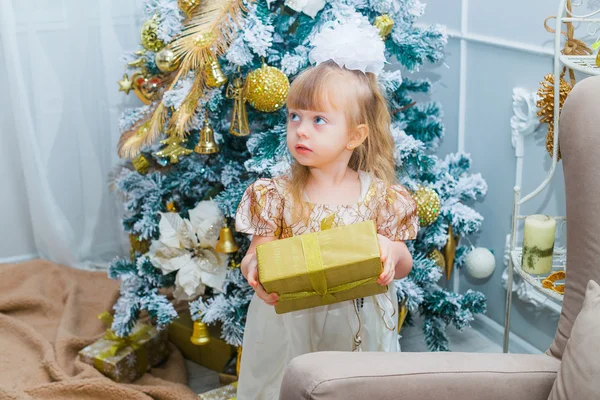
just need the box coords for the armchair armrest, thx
[280,351,559,400]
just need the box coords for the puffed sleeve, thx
[377,184,419,241]
[235,178,284,237]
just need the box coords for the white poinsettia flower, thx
[148,200,229,301]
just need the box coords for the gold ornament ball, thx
[427,249,446,271]
[141,15,166,52]
[413,186,441,226]
[178,0,201,17]
[244,65,290,113]
[155,48,180,73]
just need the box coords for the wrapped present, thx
[78,312,169,383]
[256,220,386,314]
[198,382,238,400]
[167,309,237,372]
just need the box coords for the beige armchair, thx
[278,76,600,400]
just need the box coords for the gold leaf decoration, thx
[536,73,571,160]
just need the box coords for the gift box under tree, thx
[78,312,170,383]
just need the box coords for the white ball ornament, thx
[465,247,496,279]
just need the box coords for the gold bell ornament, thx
[204,53,228,88]
[226,75,250,136]
[194,117,219,154]
[190,319,211,346]
[216,224,239,254]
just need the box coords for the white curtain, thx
[0,0,145,269]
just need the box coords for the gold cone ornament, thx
[236,346,242,377]
[205,54,228,88]
[444,225,459,280]
[397,298,408,333]
[216,226,239,254]
[244,64,290,113]
[190,320,211,346]
[413,186,441,227]
[195,118,219,154]
[226,76,250,136]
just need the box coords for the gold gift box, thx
[256,220,386,314]
[168,309,237,372]
[79,322,169,383]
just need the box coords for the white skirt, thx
[236,284,400,400]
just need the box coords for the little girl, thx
[234,58,419,399]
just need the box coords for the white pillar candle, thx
[521,214,556,275]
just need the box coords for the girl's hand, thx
[377,234,400,286]
[241,252,279,306]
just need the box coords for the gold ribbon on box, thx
[277,233,380,303]
[94,312,151,376]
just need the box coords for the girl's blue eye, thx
[289,113,300,122]
[315,116,326,125]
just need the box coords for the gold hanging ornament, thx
[244,63,290,113]
[131,154,151,174]
[216,225,239,254]
[397,298,408,333]
[166,201,178,212]
[129,234,151,259]
[194,117,220,154]
[413,186,441,227]
[141,14,166,52]
[444,225,459,280]
[155,48,181,73]
[226,75,250,136]
[118,73,134,94]
[205,53,228,88]
[190,318,211,346]
[154,136,193,163]
[536,73,571,161]
[117,0,248,160]
[426,248,446,271]
[374,14,394,39]
[130,71,163,105]
[178,0,202,17]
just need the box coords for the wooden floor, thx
[187,321,504,395]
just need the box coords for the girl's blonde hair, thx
[286,60,396,210]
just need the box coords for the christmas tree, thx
[109,0,487,352]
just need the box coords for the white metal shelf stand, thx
[502,0,600,353]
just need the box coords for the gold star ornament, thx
[118,73,133,94]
